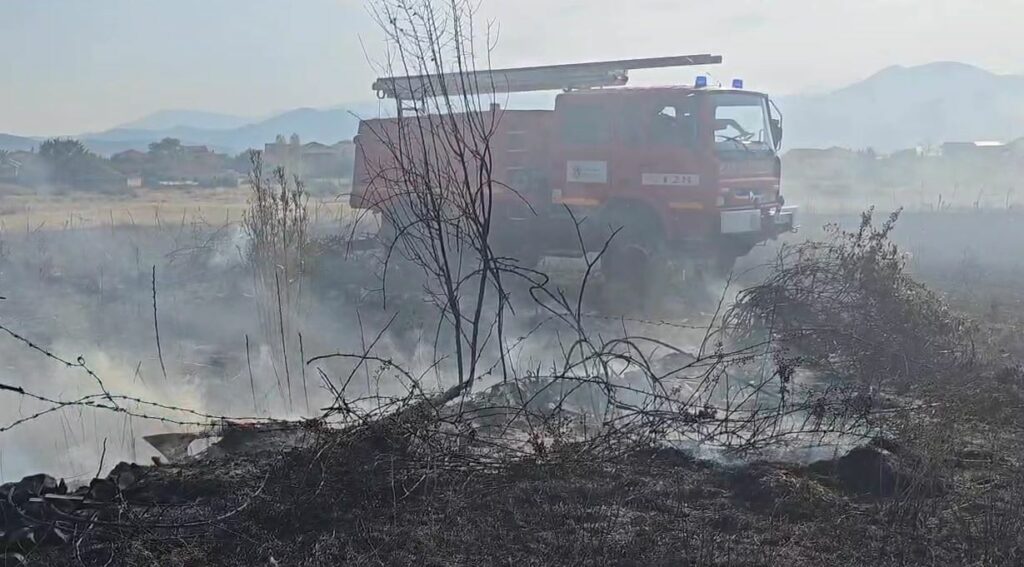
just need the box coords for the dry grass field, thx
[0,186,350,232]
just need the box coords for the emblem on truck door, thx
[566,161,608,184]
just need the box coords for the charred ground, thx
[0,207,1021,566]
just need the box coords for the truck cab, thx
[553,85,795,264]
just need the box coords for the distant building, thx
[264,133,302,166]
[332,140,355,160]
[2,151,38,185]
[111,144,237,189]
[111,149,147,162]
[0,154,21,181]
[110,149,148,176]
[8,151,35,163]
[941,141,1008,159]
[263,135,355,179]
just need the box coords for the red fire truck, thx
[351,54,797,291]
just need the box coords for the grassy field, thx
[0,186,350,232]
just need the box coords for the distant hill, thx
[114,109,256,131]
[778,62,1024,151]
[0,133,39,152]
[79,105,380,155]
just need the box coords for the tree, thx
[38,138,88,162]
[38,138,91,185]
[148,137,183,155]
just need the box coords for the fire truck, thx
[351,54,797,293]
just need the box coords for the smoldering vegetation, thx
[0,214,349,478]
[1,140,1023,567]
[1,201,1021,565]
[1,138,1023,566]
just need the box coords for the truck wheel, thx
[711,252,739,279]
[599,208,666,313]
[377,215,399,249]
[708,240,753,279]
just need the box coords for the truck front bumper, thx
[720,205,799,237]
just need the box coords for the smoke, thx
[0,220,385,481]
[3,202,1016,481]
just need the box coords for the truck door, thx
[556,99,615,208]
[710,92,781,208]
[614,94,711,240]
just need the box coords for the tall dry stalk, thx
[243,151,310,411]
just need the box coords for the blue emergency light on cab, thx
[695,75,708,88]
[732,78,744,89]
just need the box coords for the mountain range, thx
[77,106,374,155]
[114,109,258,131]
[3,62,1024,156]
[776,62,1024,151]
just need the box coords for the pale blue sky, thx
[3,0,1022,135]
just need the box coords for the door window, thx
[623,100,697,148]
[559,105,612,145]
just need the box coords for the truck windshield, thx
[711,93,774,155]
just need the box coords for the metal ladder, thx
[373,53,723,109]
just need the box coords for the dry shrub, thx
[725,208,1024,564]
[728,208,976,393]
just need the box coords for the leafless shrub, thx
[349,0,532,406]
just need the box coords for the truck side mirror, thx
[770,118,783,149]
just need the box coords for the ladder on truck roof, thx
[373,54,723,102]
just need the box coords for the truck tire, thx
[710,251,739,279]
[708,240,754,279]
[598,205,667,313]
[377,215,399,249]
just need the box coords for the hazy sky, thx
[3,0,1022,136]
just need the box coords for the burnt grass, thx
[13,212,1024,566]
[28,408,1023,567]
